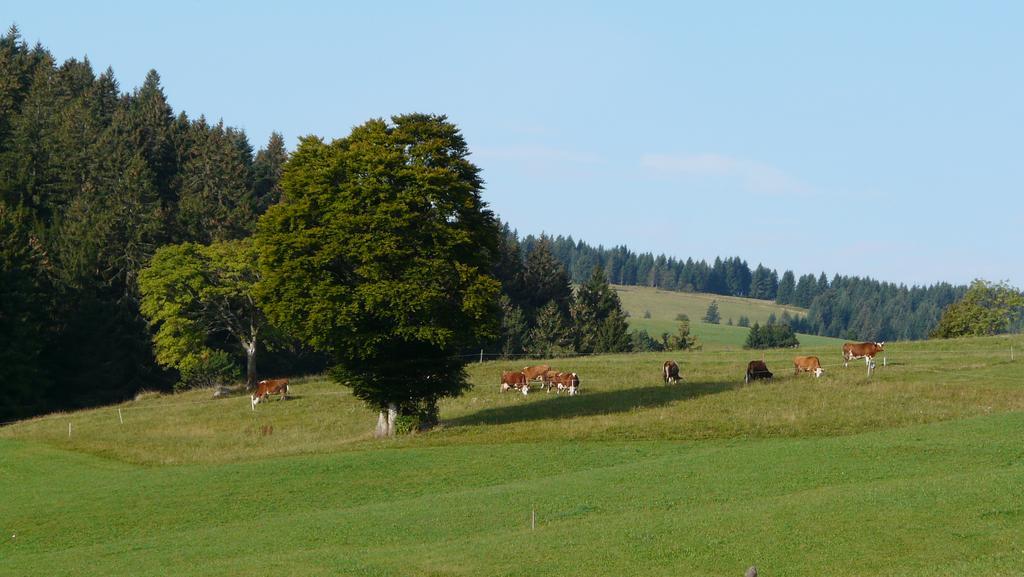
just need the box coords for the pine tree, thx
[776,270,796,305]
[252,131,287,213]
[572,265,631,353]
[526,300,574,358]
[176,117,255,243]
[703,300,721,324]
[522,236,572,316]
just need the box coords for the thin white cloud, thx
[641,153,812,196]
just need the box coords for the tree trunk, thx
[245,340,257,390]
[387,403,397,436]
[374,403,399,438]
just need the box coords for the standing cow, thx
[745,360,773,384]
[793,356,824,378]
[522,365,550,385]
[663,360,681,384]
[843,342,885,368]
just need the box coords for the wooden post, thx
[1012,346,1015,362]
[883,355,887,367]
[531,506,536,530]
[118,408,123,424]
[68,422,71,438]
[480,349,484,363]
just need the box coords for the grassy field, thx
[2,334,1023,576]
[613,284,841,348]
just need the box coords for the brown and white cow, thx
[793,356,824,378]
[251,378,289,410]
[522,364,551,384]
[540,369,561,392]
[663,360,681,384]
[500,371,530,395]
[549,371,580,396]
[843,342,885,368]
[744,360,773,384]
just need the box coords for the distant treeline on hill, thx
[518,233,966,341]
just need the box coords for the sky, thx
[9,1,1023,288]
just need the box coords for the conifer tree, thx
[703,300,721,324]
[526,300,574,358]
[522,236,572,316]
[776,270,796,305]
[572,265,631,353]
[252,131,287,213]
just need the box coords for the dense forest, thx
[0,27,299,419]
[523,234,967,341]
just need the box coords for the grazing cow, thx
[540,369,561,392]
[843,341,885,367]
[793,356,824,378]
[500,371,530,395]
[745,360,773,384]
[522,364,551,384]
[549,371,580,396]
[663,360,681,384]
[251,378,289,410]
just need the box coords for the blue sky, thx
[11,1,1023,287]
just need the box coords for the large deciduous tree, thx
[139,238,268,389]
[930,280,1024,338]
[255,114,501,437]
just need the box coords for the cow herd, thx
[495,341,885,399]
[742,341,884,385]
[500,364,580,396]
[254,343,887,410]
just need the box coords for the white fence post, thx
[118,408,123,424]
[480,349,484,363]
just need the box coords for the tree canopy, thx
[255,114,501,436]
[931,280,1024,338]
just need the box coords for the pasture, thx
[2,334,1023,576]
[613,284,840,348]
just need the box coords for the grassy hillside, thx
[2,334,1023,576]
[614,284,841,348]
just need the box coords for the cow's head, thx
[814,367,824,378]
[251,393,261,410]
[876,342,885,351]
[521,383,530,396]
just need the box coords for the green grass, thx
[613,284,842,348]
[2,334,1024,576]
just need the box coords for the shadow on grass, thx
[447,380,738,427]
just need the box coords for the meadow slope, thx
[613,284,841,348]
[2,335,1023,576]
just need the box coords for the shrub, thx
[176,350,239,392]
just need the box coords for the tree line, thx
[524,234,968,341]
[0,26,302,421]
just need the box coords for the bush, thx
[395,400,440,434]
[744,322,800,349]
[176,350,240,392]
[631,329,664,352]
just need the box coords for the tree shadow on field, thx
[446,380,737,428]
